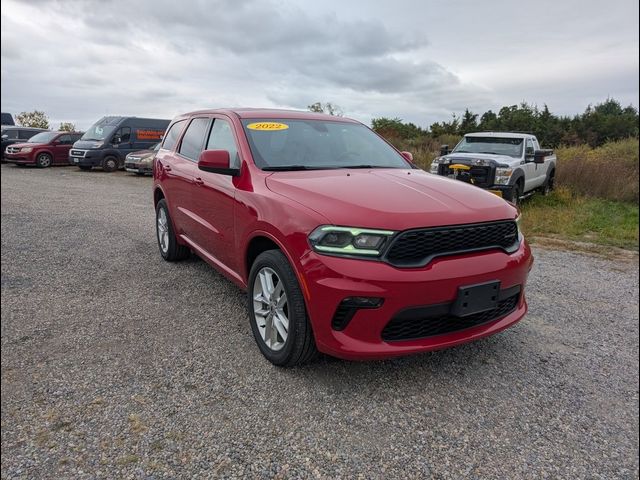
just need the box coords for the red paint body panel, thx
[154,109,533,360]
[4,133,77,165]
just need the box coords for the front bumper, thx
[125,161,152,174]
[300,238,533,360]
[4,154,35,165]
[69,150,101,167]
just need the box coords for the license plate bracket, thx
[451,281,501,317]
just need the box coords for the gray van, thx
[69,116,170,171]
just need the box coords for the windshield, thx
[452,136,524,158]
[241,119,410,170]
[27,132,58,143]
[80,122,117,141]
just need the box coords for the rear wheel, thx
[102,156,118,172]
[542,170,555,195]
[156,199,190,261]
[248,250,317,367]
[35,153,52,168]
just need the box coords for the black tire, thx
[511,182,523,206]
[35,153,53,168]
[155,199,190,261]
[248,250,317,367]
[102,156,119,172]
[542,169,555,195]
[78,165,92,171]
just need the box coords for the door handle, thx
[194,177,204,186]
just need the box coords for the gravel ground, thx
[1,164,638,479]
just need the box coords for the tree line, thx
[371,98,638,148]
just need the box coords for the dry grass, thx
[554,138,638,202]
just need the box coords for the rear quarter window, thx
[162,120,187,151]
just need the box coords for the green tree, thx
[307,102,344,116]
[459,109,478,134]
[58,122,76,132]
[16,110,50,129]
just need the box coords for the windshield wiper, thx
[336,165,386,169]
[262,165,330,171]
[82,138,102,141]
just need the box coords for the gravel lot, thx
[1,163,638,479]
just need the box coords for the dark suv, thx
[1,126,48,160]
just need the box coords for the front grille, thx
[70,149,86,157]
[381,293,519,342]
[385,221,518,267]
[438,163,494,187]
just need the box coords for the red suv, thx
[4,131,83,167]
[154,109,533,366]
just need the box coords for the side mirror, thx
[533,149,551,164]
[198,150,239,176]
[400,151,414,163]
[112,136,121,145]
[440,145,449,156]
[1,134,8,140]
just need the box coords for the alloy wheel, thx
[252,267,289,351]
[157,208,169,254]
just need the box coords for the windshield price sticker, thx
[247,122,289,131]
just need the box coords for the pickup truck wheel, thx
[155,199,190,261]
[543,170,555,195]
[35,153,52,168]
[102,156,119,172]
[511,183,523,206]
[249,250,317,367]
[78,165,92,171]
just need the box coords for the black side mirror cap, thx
[440,145,449,156]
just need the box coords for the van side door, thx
[53,134,73,163]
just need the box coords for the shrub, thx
[555,138,639,203]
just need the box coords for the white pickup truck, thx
[430,132,557,205]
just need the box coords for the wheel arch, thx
[244,231,311,301]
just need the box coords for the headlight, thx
[429,157,440,174]
[90,143,104,149]
[495,167,513,185]
[309,226,395,256]
[21,147,33,153]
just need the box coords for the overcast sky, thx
[1,0,638,129]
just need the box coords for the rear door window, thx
[3,130,19,139]
[162,120,187,151]
[58,135,72,144]
[179,118,210,161]
[206,119,240,168]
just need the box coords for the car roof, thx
[1,126,48,131]
[465,132,536,139]
[174,108,360,123]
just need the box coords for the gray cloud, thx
[1,0,638,129]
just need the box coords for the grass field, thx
[520,187,639,250]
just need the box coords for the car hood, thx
[441,152,518,167]
[126,150,154,159]
[7,142,50,149]
[265,168,517,231]
[72,140,105,150]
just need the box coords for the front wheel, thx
[511,183,522,206]
[35,153,52,168]
[248,250,317,367]
[102,156,119,172]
